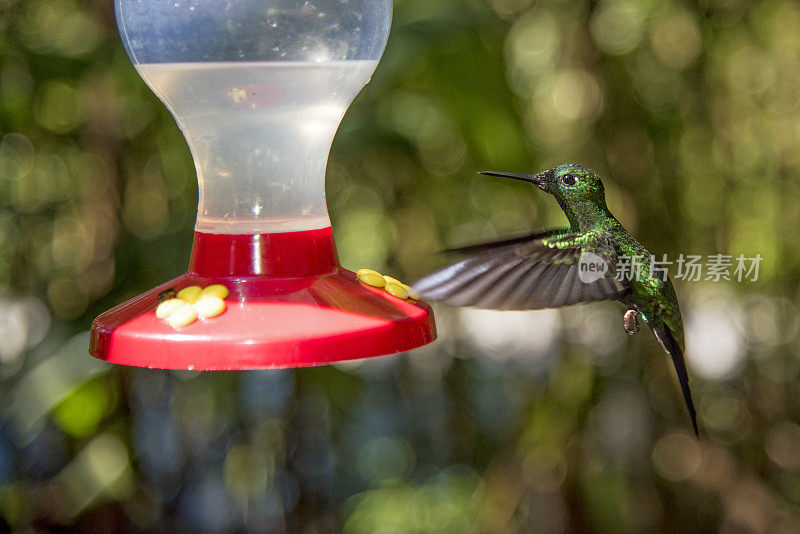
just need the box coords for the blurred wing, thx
[413,229,626,310]
[443,227,571,255]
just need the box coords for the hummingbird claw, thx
[624,309,639,336]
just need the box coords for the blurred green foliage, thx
[1,0,800,532]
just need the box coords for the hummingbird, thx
[413,163,698,436]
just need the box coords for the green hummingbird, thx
[413,163,698,435]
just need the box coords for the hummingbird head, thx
[479,163,606,206]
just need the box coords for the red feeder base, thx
[89,227,436,370]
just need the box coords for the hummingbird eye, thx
[560,174,578,186]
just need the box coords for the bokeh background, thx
[1,0,800,532]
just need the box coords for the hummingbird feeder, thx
[90,0,436,370]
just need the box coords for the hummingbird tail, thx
[654,323,699,437]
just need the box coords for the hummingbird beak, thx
[479,170,550,190]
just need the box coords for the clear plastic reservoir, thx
[116,0,391,233]
[138,60,376,233]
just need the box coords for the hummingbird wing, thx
[442,227,572,254]
[413,229,626,310]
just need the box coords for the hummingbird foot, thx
[624,309,640,336]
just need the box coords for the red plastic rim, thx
[89,227,436,370]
